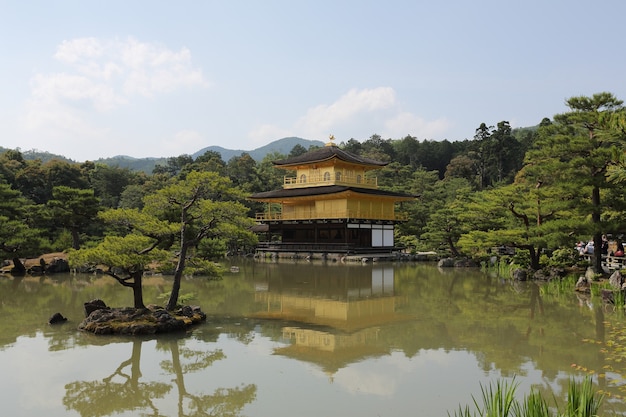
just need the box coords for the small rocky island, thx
[77,299,206,335]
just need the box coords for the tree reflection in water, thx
[63,338,256,417]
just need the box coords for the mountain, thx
[0,147,75,164]
[6,137,325,173]
[92,155,168,173]
[192,137,324,161]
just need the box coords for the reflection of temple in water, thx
[252,265,409,374]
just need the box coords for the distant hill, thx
[192,137,324,161]
[5,137,325,173]
[93,156,168,173]
[0,147,75,164]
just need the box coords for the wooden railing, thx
[581,254,626,272]
[255,242,395,254]
[283,175,378,189]
[255,210,409,222]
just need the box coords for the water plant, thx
[448,376,606,417]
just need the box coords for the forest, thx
[2,92,626,275]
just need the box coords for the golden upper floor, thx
[283,168,378,189]
[273,140,386,190]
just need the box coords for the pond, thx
[1,260,625,417]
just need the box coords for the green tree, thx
[340,138,363,154]
[46,186,101,250]
[70,208,175,308]
[444,155,479,189]
[0,149,26,186]
[0,182,43,274]
[525,92,626,272]
[226,153,261,192]
[152,154,194,177]
[415,139,457,178]
[361,134,394,162]
[14,160,50,204]
[392,135,420,168]
[256,151,287,192]
[190,150,227,175]
[85,163,137,208]
[421,177,474,256]
[456,179,574,270]
[44,159,89,190]
[118,184,146,209]
[143,171,256,311]
[288,144,308,158]
[468,121,523,189]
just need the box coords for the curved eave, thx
[272,147,387,169]
[249,185,416,203]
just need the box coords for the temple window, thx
[335,171,342,181]
[356,174,362,184]
[324,171,331,181]
[300,174,307,183]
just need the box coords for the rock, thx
[180,305,193,317]
[46,257,70,273]
[602,289,616,304]
[84,299,108,317]
[438,258,455,268]
[585,267,595,281]
[575,276,591,293]
[454,258,477,267]
[512,268,527,281]
[609,270,624,289]
[78,304,206,335]
[48,312,68,324]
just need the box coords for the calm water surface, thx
[1,260,624,417]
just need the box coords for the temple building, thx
[249,136,415,258]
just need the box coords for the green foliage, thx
[510,251,531,269]
[46,186,102,250]
[143,170,256,309]
[181,257,224,277]
[0,182,45,258]
[420,177,474,256]
[449,377,604,417]
[546,248,580,269]
[564,377,604,417]
[69,235,171,272]
[448,93,626,271]
[157,291,197,304]
[525,92,626,272]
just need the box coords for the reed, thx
[563,376,604,417]
[448,376,607,417]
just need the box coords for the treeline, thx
[2,92,626,272]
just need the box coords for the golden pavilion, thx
[249,136,414,258]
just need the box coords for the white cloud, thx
[383,112,451,139]
[51,37,208,97]
[249,87,452,145]
[296,87,396,136]
[19,37,209,159]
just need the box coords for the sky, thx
[2,1,626,162]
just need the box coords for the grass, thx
[448,376,608,417]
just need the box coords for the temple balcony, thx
[283,175,378,189]
[254,209,408,222]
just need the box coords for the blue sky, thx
[2,0,625,162]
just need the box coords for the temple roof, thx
[249,185,415,200]
[272,144,387,168]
